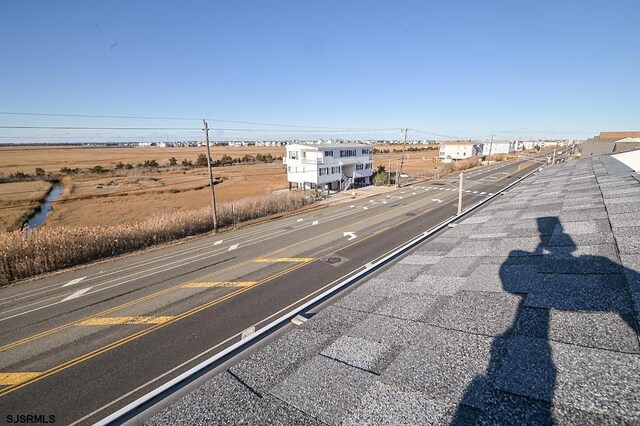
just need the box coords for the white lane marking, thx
[228,244,239,251]
[343,232,357,241]
[473,191,478,194]
[297,218,303,222]
[350,205,355,208]
[465,190,472,193]
[480,192,486,195]
[213,240,223,246]
[412,192,416,195]
[312,220,319,226]
[62,287,93,302]
[431,199,442,203]
[62,276,87,287]
[1,201,381,321]
[241,326,256,339]
[382,201,387,204]
[488,193,494,196]
[363,207,368,210]
[398,196,403,199]
[369,200,375,203]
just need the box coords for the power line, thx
[0,110,398,131]
[409,128,465,140]
[0,125,400,134]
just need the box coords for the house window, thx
[340,149,356,157]
[356,164,364,171]
[319,167,329,176]
[331,166,341,174]
[324,150,334,157]
[288,151,298,160]
[362,148,370,154]
[365,163,372,170]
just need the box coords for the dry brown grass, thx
[0,145,285,175]
[0,191,314,285]
[373,145,440,176]
[0,181,53,231]
[43,163,288,228]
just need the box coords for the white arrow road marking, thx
[343,232,357,241]
[312,220,319,225]
[213,240,223,246]
[62,276,87,287]
[62,287,93,302]
[297,218,303,222]
[228,244,239,251]
[431,199,443,203]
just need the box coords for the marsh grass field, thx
[0,145,290,230]
[0,144,443,230]
[0,143,522,284]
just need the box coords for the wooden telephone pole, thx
[203,120,218,232]
[397,128,409,188]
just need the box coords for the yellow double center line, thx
[0,260,312,397]
[0,189,458,396]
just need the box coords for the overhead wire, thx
[0,111,399,131]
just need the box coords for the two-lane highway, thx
[0,157,543,424]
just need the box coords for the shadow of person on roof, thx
[450,216,639,425]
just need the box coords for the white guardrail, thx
[96,165,544,426]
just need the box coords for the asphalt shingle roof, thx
[148,156,640,425]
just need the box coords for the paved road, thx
[0,157,543,425]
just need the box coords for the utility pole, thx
[203,120,218,232]
[457,172,463,215]
[397,128,409,188]
[395,159,399,186]
[487,134,494,165]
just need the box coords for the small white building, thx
[438,141,483,163]
[483,140,516,156]
[284,143,374,191]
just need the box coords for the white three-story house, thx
[284,143,374,191]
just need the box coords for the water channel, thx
[25,183,63,229]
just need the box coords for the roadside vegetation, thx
[0,191,314,285]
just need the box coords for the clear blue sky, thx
[1,0,639,142]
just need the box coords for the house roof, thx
[599,131,640,140]
[149,156,640,425]
[287,143,370,149]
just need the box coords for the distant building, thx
[438,141,482,163]
[483,140,516,156]
[284,143,374,191]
